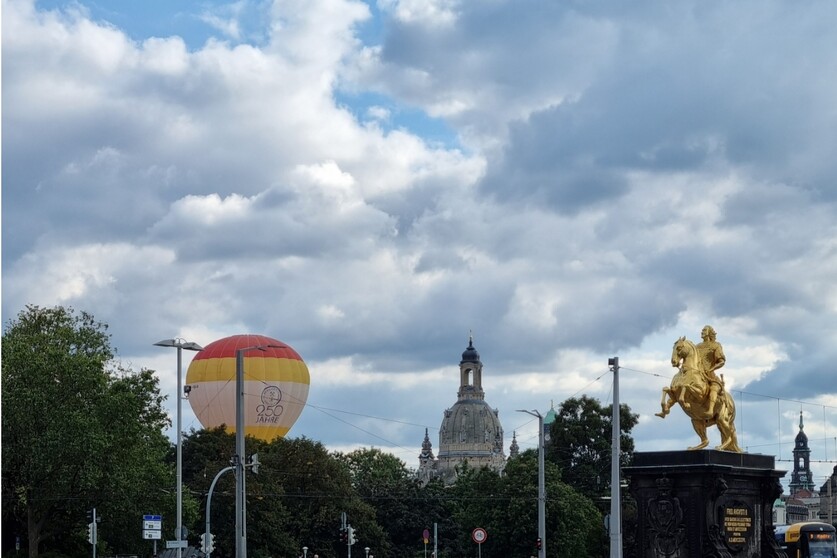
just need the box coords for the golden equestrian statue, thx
[655,326,743,452]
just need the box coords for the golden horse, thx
[656,337,742,452]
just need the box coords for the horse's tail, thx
[723,390,736,424]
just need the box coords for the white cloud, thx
[3,0,837,489]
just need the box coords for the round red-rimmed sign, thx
[471,528,487,544]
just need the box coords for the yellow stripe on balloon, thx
[187,356,310,384]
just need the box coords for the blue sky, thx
[4,0,837,492]
[31,0,457,147]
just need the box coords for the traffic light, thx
[536,537,542,550]
[339,527,348,544]
[86,508,97,545]
[348,526,356,546]
[201,532,215,554]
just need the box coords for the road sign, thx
[471,528,487,544]
[166,540,187,549]
[423,528,430,544]
[143,514,162,540]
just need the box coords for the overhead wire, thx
[174,355,836,470]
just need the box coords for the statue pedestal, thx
[623,450,787,558]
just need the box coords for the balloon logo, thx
[185,334,310,441]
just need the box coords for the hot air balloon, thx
[185,334,310,441]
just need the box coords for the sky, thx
[3,0,837,493]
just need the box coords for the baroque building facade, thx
[819,465,837,526]
[418,337,508,485]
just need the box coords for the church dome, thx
[439,399,503,451]
[460,338,480,364]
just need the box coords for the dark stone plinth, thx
[624,450,787,558]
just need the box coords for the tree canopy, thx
[2,305,174,557]
[546,395,639,501]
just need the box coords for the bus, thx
[775,522,836,558]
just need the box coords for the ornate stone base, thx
[623,451,787,558]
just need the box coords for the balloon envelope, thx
[185,334,310,441]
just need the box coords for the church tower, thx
[418,336,506,484]
[789,411,815,494]
[417,428,437,485]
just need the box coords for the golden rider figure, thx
[696,325,725,418]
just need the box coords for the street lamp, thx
[365,547,370,558]
[518,409,545,558]
[235,343,286,558]
[302,546,308,558]
[154,338,204,558]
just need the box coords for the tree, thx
[336,448,425,558]
[1,306,173,557]
[545,395,638,501]
[181,430,382,558]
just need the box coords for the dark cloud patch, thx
[745,351,836,402]
[372,1,837,209]
[478,104,630,212]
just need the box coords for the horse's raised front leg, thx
[688,418,709,450]
[656,388,672,418]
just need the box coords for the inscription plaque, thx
[723,504,753,547]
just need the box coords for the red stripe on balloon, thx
[191,334,303,361]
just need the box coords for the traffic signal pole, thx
[206,465,234,558]
[87,508,97,558]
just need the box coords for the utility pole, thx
[608,357,623,558]
[518,409,546,558]
[235,347,251,558]
[234,343,283,558]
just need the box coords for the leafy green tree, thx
[1,305,174,557]
[413,478,461,558]
[436,452,604,558]
[271,437,379,558]
[337,448,432,558]
[182,430,381,558]
[545,396,638,501]
[448,464,506,557]
[453,463,510,556]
